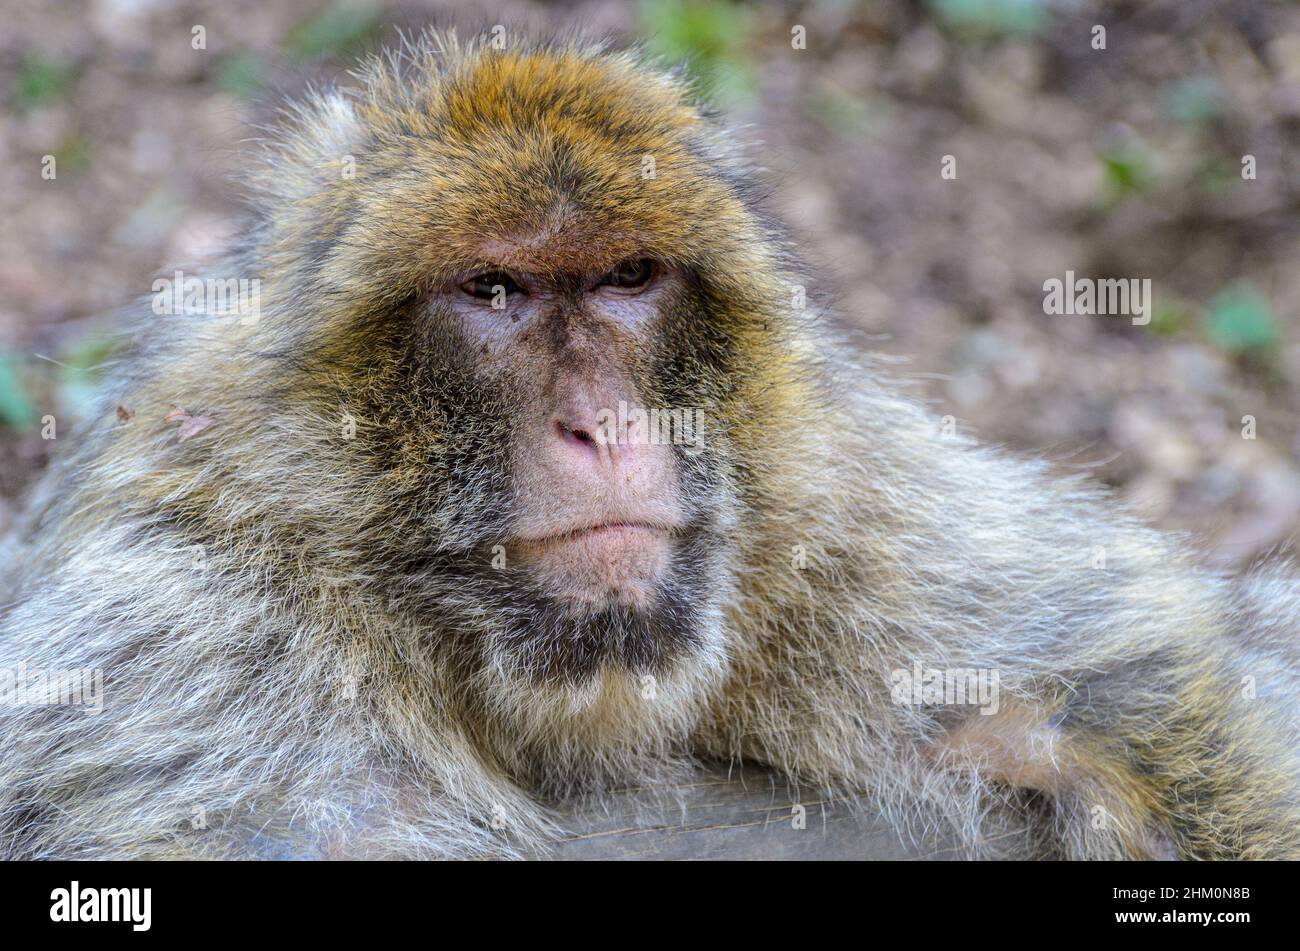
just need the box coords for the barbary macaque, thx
[1,34,1297,859]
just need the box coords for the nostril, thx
[556,420,599,451]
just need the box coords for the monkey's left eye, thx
[460,271,524,300]
[599,259,656,291]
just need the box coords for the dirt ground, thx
[2,0,1299,567]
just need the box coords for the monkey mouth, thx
[519,522,672,547]
[510,522,677,607]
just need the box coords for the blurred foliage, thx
[217,54,267,100]
[1163,76,1224,125]
[1191,155,1240,195]
[811,88,883,139]
[1148,297,1190,338]
[53,134,92,176]
[0,333,118,432]
[928,0,1046,37]
[1205,284,1279,354]
[15,53,74,112]
[1099,145,1154,198]
[285,1,383,62]
[52,334,117,418]
[638,0,756,103]
[0,356,36,430]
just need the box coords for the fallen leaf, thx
[164,405,215,443]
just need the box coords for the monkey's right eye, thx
[460,272,523,301]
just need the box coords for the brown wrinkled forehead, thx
[347,47,756,282]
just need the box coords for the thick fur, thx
[1,33,1298,859]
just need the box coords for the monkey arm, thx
[694,379,1300,860]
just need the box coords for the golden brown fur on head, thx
[1,30,1299,860]
[256,34,780,315]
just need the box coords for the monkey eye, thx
[599,259,656,291]
[460,271,523,301]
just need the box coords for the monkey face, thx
[439,261,683,607]
[407,252,741,685]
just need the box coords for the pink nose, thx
[552,412,642,471]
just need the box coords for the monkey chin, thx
[512,523,672,610]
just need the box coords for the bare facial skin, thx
[432,254,685,610]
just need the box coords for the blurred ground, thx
[2,0,1299,567]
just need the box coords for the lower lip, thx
[528,523,668,547]
[513,524,673,605]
